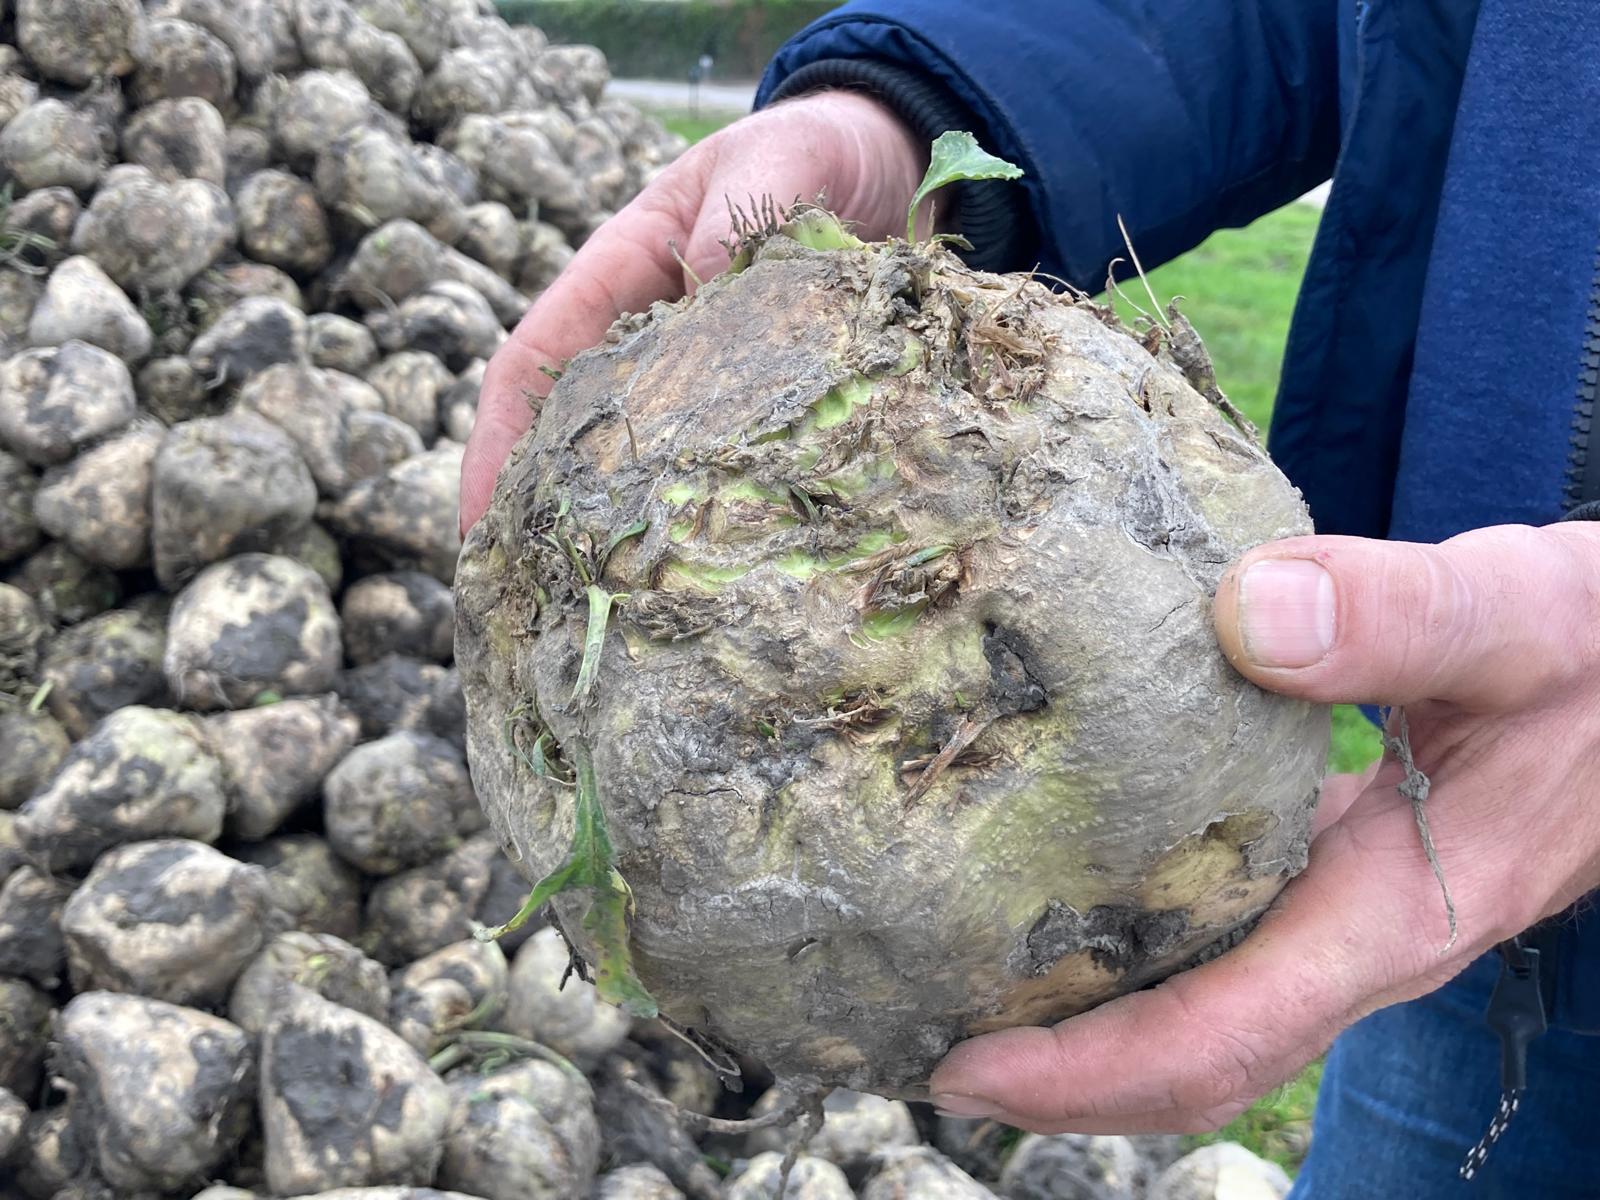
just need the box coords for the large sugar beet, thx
[457,218,1330,1094]
[0,100,106,192]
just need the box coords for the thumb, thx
[1212,524,1600,710]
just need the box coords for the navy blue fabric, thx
[1388,0,1600,542]
[1269,0,1481,539]
[1557,909,1600,1038]
[756,2,1342,297]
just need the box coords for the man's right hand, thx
[459,91,928,533]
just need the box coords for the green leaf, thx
[560,534,593,586]
[783,207,864,252]
[907,131,1024,242]
[788,483,820,525]
[529,731,560,780]
[474,858,579,942]
[903,543,955,568]
[567,741,617,876]
[475,741,660,1018]
[503,701,570,783]
[572,585,620,705]
[582,870,659,1017]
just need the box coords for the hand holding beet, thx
[0,0,1392,1186]
[929,524,1600,1132]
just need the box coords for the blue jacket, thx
[757,0,1600,1032]
[756,0,1600,545]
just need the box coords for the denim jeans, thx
[1291,908,1600,1198]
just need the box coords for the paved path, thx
[608,78,1331,211]
[1299,181,1331,210]
[608,77,758,113]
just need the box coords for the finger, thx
[927,786,1476,1131]
[459,152,717,533]
[1212,525,1600,710]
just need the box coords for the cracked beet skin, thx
[456,215,1330,1095]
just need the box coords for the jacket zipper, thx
[1565,246,1600,508]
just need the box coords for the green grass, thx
[653,109,741,145]
[649,111,1378,1173]
[1329,704,1383,775]
[1106,203,1323,431]
[1188,1059,1324,1174]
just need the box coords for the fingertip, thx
[926,1028,1003,1099]
[1212,558,1245,670]
[928,1025,1064,1123]
[457,442,496,537]
[1213,538,1338,677]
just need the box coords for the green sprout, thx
[572,584,624,706]
[502,700,573,785]
[597,518,648,576]
[907,131,1024,242]
[784,206,864,252]
[476,742,659,1018]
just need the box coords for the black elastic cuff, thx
[1560,500,1600,521]
[763,58,1034,274]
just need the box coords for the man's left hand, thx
[928,523,1600,1132]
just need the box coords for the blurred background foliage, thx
[498,0,842,78]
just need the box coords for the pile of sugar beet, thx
[0,1,1320,1198]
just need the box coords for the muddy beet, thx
[457,212,1329,1094]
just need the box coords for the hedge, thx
[496,1,842,80]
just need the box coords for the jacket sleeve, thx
[755,0,1342,289]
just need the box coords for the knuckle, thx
[1371,545,1475,695]
[1368,526,1599,702]
[1165,1016,1270,1114]
[1549,526,1600,673]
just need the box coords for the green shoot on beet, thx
[476,741,659,1018]
[502,700,573,785]
[907,131,1024,243]
[572,585,624,706]
[597,518,648,576]
[25,679,53,714]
